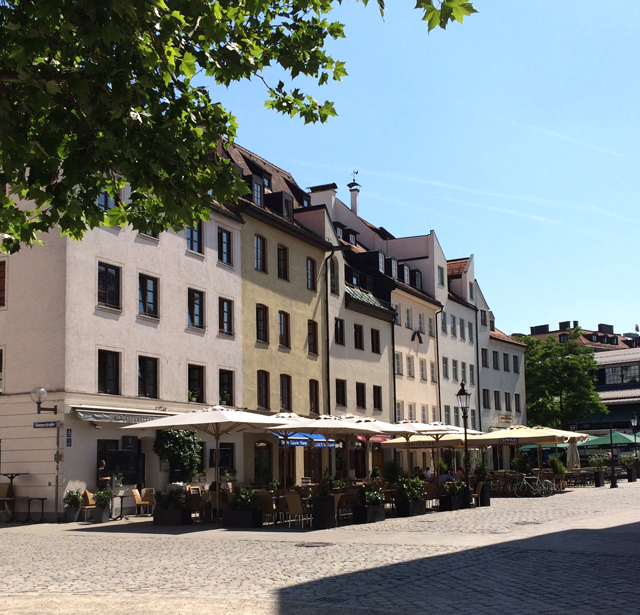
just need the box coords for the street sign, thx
[33,421,59,429]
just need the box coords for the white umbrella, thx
[123,406,288,517]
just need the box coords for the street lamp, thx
[631,414,638,458]
[456,382,471,507]
[29,388,58,414]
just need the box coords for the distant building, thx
[523,321,639,351]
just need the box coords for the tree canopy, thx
[516,329,608,428]
[152,429,202,482]
[0,0,477,253]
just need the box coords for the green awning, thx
[577,432,637,449]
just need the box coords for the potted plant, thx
[353,484,385,524]
[312,469,339,530]
[548,455,566,490]
[154,487,192,525]
[473,460,491,507]
[92,489,113,523]
[63,489,83,522]
[589,455,607,487]
[267,479,282,492]
[370,466,382,480]
[222,488,262,528]
[621,456,639,482]
[189,388,201,402]
[219,391,231,406]
[395,477,427,517]
[114,473,124,487]
[439,479,466,512]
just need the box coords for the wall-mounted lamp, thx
[30,388,57,414]
[90,422,102,430]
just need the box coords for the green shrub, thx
[382,460,405,485]
[228,488,258,511]
[510,457,529,474]
[442,480,466,496]
[267,479,282,491]
[156,487,186,510]
[153,429,201,482]
[395,476,425,502]
[621,456,640,469]
[548,455,566,478]
[93,489,113,508]
[473,460,488,482]
[371,466,382,479]
[358,484,384,506]
[588,455,608,469]
[63,489,82,508]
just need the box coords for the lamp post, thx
[632,414,638,458]
[456,382,471,507]
[609,421,618,489]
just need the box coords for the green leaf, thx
[180,52,197,79]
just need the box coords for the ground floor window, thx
[254,440,272,486]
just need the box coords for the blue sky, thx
[204,1,640,337]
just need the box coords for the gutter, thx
[435,307,443,422]
[475,308,482,432]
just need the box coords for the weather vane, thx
[351,170,359,183]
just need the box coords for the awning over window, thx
[356,434,390,443]
[74,406,172,424]
[278,433,342,448]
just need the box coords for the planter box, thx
[594,470,605,488]
[222,509,263,529]
[312,496,336,530]
[478,487,491,507]
[153,508,193,526]
[64,507,81,523]
[627,468,637,483]
[396,499,427,517]
[93,507,110,524]
[352,504,385,524]
[439,494,464,512]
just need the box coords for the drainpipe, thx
[323,251,335,416]
[391,314,397,421]
[475,307,482,432]
[435,307,443,422]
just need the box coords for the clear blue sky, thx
[204,1,640,337]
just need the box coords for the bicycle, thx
[513,473,554,497]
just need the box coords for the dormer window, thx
[415,271,422,290]
[613,337,618,345]
[403,265,410,285]
[349,233,356,244]
[489,319,495,332]
[391,260,398,279]
[283,197,293,220]
[336,228,342,239]
[378,252,385,273]
[263,174,271,190]
[253,180,263,207]
[559,334,569,343]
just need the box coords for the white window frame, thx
[394,352,403,375]
[420,359,427,381]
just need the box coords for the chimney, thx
[348,181,360,216]
[573,320,579,329]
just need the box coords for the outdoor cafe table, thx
[111,492,133,521]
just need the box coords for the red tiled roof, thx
[491,328,526,347]
[529,329,634,351]
[447,258,468,277]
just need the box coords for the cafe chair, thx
[81,490,97,521]
[255,492,276,525]
[132,489,153,516]
[284,494,311,528]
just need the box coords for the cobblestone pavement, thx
[2,483,640,614]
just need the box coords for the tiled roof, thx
[394,280,441,307]
[447,258,468,277]
[344,284,392,313]
[595,348,640,367]
[598,387,640,404]
[491,328,526,347]
[529,329,634,351]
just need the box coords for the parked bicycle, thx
[513,473,554,497]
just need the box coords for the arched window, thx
[254,440,272,485]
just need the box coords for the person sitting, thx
[455,466,466,481]
[439,468,454,483]
[425,466,434,479]
[413,467,425,480]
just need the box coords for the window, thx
[481,348,489,368]
[254,235,267,272]
[219,298,233,335]
[138,356,158,398]
[418,314,424,333]
[219,370,234,406]
[97,262,121,309]
[452,359,458,381]
[470,364,475,385]
[403,266,410,285]
[253,180,262,206]
[336,379,347,406]
[468,322,474,343]
[428,317,434,337]
[188,289,205,328]
[460,318,465,340]
[354,324,364,350]
[0,261,5,307]
[513,356,520,374]
[420,359,427,381]
[395,401,404,422]
[371,329,381,354]
[187,222,203,254]
[515,393,521,413]
[438,266,445,286]
[188,364,205,403]
[378,253,385,273]
[283,197,293,220]
[441,311,447,334]
[494,391,501,410]
[256,304,269,342]
[490,319,495,331]
[482,389,490,409]
[334,318,346,345]
[373,386,382,411]
[356,382,366,408]
[505,392,512,412]
[421,405,428,423]
[308,320,319,355]
[444,405,451,424]
[415,271,422,290]
[469,282,474,300]
[278,311,290,347]
[98,350,120,395]
[408,403,415,421]
[442,357,449,379]
[306,258,317,290]
[503,353,510,372]
[97,189,118,211]
[277,245,289,280]
[407,356,414,378]
[336,227,342,239]
[430,362,436,383]
[138,274,159,318]
[454,406,460,427]
[461,362,466,383]
[471,409,477,430]
[492,351,499,370]
[280,374,291,410]
[257,371,270,409]
[391,260,398,279]
[218,228,232,265]
[559,334,569,343]
[480,310,487,326]
[405,308,412,329]
[432,406,438,422]
[394,352,403,375]
[330,258,338,294]
[309,379,319,414]
[450,315,457,337]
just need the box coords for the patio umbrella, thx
[566,442,581,469]
[267,412,307,488]
[577,431,637,449]
[123,406,288,517]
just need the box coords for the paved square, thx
[1,483,640,614]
